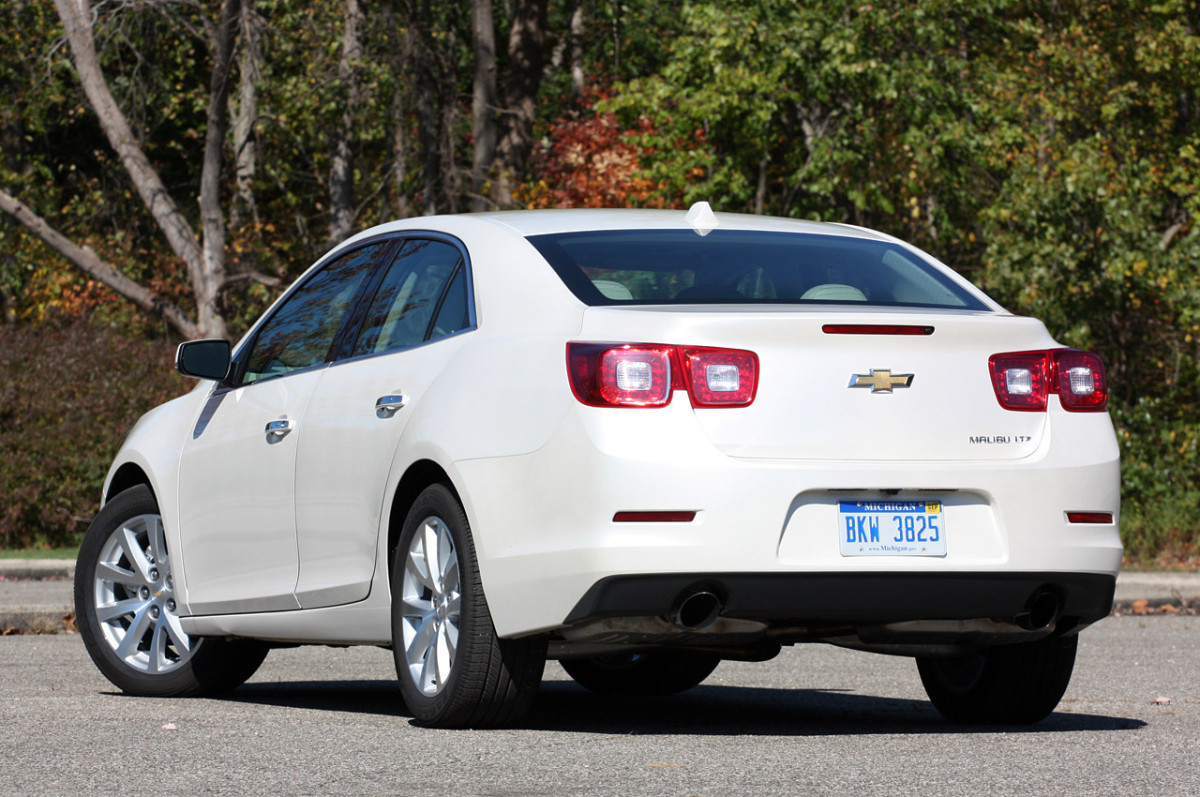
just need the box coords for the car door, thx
[293,237,475,608]
[177,242,389,615]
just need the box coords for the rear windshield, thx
[527,229,988,310]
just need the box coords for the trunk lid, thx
[577,306,1057,462]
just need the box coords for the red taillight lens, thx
[988,351,1050,411]
[567,343,676,407]
[989,349,1108,412]
[1051,349,1108,412]
[679,347,758,407]
[567,343,758,408]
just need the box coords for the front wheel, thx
[561,651,721,696]
[75,485,269,697]
[391,484,546,728]
[917,634,1078,724]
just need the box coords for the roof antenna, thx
[685,201,719,237]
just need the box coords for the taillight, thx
[567,343,677,407]
[567,343,758,408]
[988,351,1051,411]
[988,349,1107,412]
[679,347,758,407]
[1051,349,1108,411]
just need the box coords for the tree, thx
[0,0,250,338]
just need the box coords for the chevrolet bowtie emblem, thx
[849,369,914,393]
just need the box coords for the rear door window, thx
[350,239,470,357]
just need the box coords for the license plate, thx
[838,500,946,557]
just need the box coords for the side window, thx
[241,243,384,384]
[351,239,469,357]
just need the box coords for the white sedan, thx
[75,205,1121,727]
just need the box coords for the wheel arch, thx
[386,459,463,582]
[105,462,155,505]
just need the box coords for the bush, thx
[0,322,188,548]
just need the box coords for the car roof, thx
[340,207,897,245]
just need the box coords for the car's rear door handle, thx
[376,395,408,415]
[265,418,294,439]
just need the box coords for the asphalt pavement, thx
[1,558,1197,633]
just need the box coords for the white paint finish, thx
[292,335,470,608]
[176,371,325,614]
[95,208,1122,648]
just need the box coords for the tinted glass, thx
[242,243,383,383]
[351,239,466,357]
[527,229,988,310]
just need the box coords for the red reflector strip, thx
[1066,512,1114,524]
[613,511,697,523]
[822,324,934,335]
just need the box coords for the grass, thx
[0,547,79,560]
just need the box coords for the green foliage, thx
[0,322,189,548]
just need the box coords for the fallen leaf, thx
[1131,598,1150,614]
[1151,696,1171,706]
[161,723,178,731]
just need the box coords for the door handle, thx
[265,418,294,439]
[376,395,408,415]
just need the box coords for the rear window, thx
[526,229,988,310]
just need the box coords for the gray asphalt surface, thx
[0,614,1196,797]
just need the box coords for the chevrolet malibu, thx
[75,204,1121,728]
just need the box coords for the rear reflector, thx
[613,511,697,523]
[1066,512,1114,524]
[568,342,757,408]
[988,349,1108,412]
[823,324,935,335]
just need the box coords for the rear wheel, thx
[562,651,720,696]
[917,634,1078,724]
[75,485,269,697]
[391,484,546,727]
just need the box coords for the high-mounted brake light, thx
[988,349,1107,412]
[823,324,934,336]
[567,343,758,408]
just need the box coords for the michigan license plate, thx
[838,500,946,557]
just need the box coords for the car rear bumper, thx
[457,401,1122,638]
[564,570,1116,628]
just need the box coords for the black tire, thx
[75,485,269,697]
[391,484,546,728]
[561,651,721,696]
[917,634,1078,724]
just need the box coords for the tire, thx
[391,484,546,728]
[75,485,269,697]
[561,651,720,696]
[917,634,1078,724]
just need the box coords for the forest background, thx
[0,0,1197,566]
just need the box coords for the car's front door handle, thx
[265,418,294,439]
[376,395,408,415]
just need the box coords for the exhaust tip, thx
[672,590,723,630]
[1016,589,1061,631]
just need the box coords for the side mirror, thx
[176,339,231,381]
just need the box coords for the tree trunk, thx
[493,0,547,208]
[329,0,364,246]
[197,0,242,340]
[387,0,412,218]
[405,0,441,215]
[470,0,497,211]
[569,0,584,99]
[46,0,241,339]
[0,189,199,338]
[231,0,263,232]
